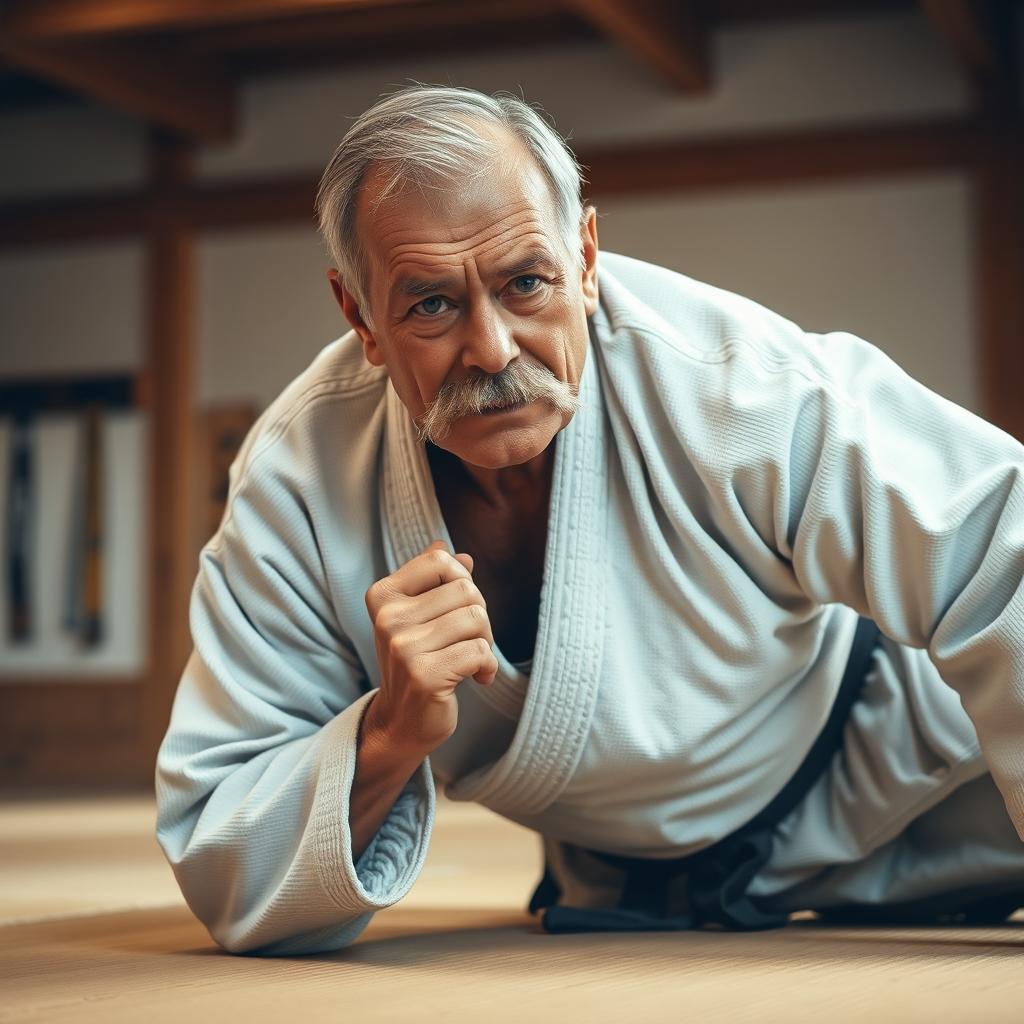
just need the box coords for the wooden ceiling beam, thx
[713,0,909,21]
[581,117,985,194]
[0,0,414,39]
[0,192,147,247]
[566,0,709,92]
[0,0,918,41]
[918,0,1018,105]
[0,36,235,141]
[187,0,574,54]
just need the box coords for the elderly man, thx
[156,85,1024,955]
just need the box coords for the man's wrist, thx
[358,694,430,779]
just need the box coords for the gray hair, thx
[315,84,587,320]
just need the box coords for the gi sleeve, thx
[756,329,1024,838]
[155,439,435,955]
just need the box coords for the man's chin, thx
[431,404,569,468]
[419,396,535,446]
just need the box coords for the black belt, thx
[532,616,883,933]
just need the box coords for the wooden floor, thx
[2,794,1023,1023]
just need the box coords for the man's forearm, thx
[349,697,427,862]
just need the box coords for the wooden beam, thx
[566,0,709,92]
[0,192,148,248]
[219,20,589,76]
[0,36,235,141]
[919,0,1018,105]
[580,118,984,195]
[0,0,417,38]
[0,117,990,250]
[188,0,583,59]
[0,0,918,39]
[0,176,317,250]
[714,0,908,21]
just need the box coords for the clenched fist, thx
[361,539,499,760]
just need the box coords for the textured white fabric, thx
[156,252,1024,953]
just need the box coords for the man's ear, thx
[326,269,384,367]
[579,206,599,317]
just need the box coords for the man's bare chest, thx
[440,500,547,664]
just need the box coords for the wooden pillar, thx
[960,1,1024,441]
[140,130,197,781]
[973,118,1024,442]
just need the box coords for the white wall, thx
[0,9,985,675]
[197,227,342,406]
[596,173,976,411]
[0,241,145,375]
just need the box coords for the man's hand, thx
[362,539,498,761]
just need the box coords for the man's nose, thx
[459,300,519,374]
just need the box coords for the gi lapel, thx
[379,341,609,816]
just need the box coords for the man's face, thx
[329,138,599,470]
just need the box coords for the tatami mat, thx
[2,794,1023,1023]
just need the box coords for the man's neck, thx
[427,442,555,512]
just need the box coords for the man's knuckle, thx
[407,654,431,686]
[370,576,399,605]
[377,605,401,633]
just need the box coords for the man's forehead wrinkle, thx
[387,219,546,267]
[460,229,559,270]
[372,196,540,251]
[386,228,558,299]
[381,207,552,262]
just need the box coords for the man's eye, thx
[512,275,542,294]
[411,295,452,317]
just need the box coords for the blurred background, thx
[0,0,1022,796]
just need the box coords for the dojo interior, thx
[2,1,1023,1020]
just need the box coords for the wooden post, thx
[968,3,1024,443]
[140,130,197,783]
[973,117,1024,443]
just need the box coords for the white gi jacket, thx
[155,252,1024,954]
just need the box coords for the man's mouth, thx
[479,398,529,415]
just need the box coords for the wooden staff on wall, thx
[5,412,34,643]
[79,405,104,648]
[63,406,106,648]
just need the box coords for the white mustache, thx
[416,359,579,444]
